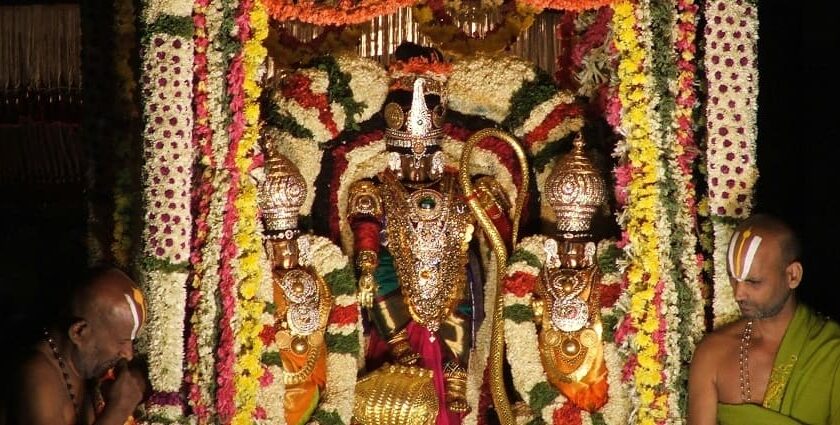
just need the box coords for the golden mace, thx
[458,128,529,424]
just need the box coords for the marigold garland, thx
[610,1,669,423]
[522,0,615,12]
[226,0,270,423]
[703,0,759,328]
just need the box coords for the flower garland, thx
[703,0,759,327]
[668,0,705,412]
[264,54,388,145]
[265,24,370,69]
[224,0,270,422]
[447,54,584,159]
[521,0,615,12]
[184,0,223,420]
[648,0,705,417]
[263,54,388,217]
[502,236,629,424]
[610,1,670,423]
[258,235,362,424]
[569,8,614,99]
[446,53,583,224]
[413,0,537,57]
[264,0,420,25]
[137,0,194,418]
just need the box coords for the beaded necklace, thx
[44,329,81,420]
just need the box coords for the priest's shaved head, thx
[8,264,148,425]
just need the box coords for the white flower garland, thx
[141,269,189,391]
[138,0,194,401]
[268,55,389,146]
[142,0,191,25]
[512,91,577,140]
[712,221,739,328]
[334,54,389,124]
[448,54,537,123]
[463,243,498,425]
[304,235,359,423]
[140,32,194,265]
[703,0,758,327]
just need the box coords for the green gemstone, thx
[418,196,436,209]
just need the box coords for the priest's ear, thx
[785,261,803,290]
[68,317,91,344]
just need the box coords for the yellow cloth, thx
[283,344,327,425]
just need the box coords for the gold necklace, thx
[44,329,81,419]
[739,320,754,403]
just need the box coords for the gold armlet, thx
[348,180,383,219]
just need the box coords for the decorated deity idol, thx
[346,73,518,424]
[258,151,360,425]
[503,133,618,421]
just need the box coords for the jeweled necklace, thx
[44,328,81,418]
[738,320,754,403]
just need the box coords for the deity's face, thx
[728,230,799,320]
[268,238,300,270]
[389,147,443,184]
[556,240,595,269]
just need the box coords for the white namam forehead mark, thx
[728,228,763,281]
[123,293,141,340]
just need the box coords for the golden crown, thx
[384,77,447,152]
[258,153,307,234]
[545,133,606,235]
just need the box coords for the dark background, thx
[0,1,838,334]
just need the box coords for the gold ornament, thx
[353,364,439,425]
[258,152,307,233]
[384,102,405,129]
[385,78,445,160]
[380,173,473,334]
[545,132,606,235]
[459,128,530,425]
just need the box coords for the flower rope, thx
[610,1,670,422]
[184,0,225,420]
[137,0,195,420]
[703,0,759,327]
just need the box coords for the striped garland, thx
[703,0,759,327]
[137,0,194,420]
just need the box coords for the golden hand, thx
[356,250,379,309]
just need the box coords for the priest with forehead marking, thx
[688,214,840,425]
[7,265,149,425]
